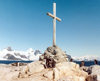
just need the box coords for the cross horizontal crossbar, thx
[47,12,61,22]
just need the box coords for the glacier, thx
[0,47,42,61]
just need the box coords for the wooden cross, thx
[47,2,61,46]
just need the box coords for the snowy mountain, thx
[72,55,100,61]
[0,47,42,61]
[1,47,99,61]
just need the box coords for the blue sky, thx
[0,0,100,57]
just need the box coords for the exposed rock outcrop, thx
[16,61,88,81]
[80,65,100,81]
[3,54,22,60]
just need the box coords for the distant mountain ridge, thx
[0,47,42,61]
[73,55,100,61]
[0,47,99,61]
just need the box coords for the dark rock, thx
[11,62,27,66]
[34,50,42,55]
[3,54,22,60]
[6,47,13,51]
[14,53,27,59]
[86,75,97,81]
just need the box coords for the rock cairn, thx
[39,46,68,68]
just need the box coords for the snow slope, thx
[73,55,100,61]
[0,47,42,61]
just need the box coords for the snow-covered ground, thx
[0,47,100,61]
[73,55,100,61]
[0,47,42,61]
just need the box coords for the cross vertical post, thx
[47,2,61,46]
[53,3,56,46]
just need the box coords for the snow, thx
[0,47,42,61]
[73,55,100,61]
[0,47,100,61]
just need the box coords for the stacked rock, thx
[39,46,68,68]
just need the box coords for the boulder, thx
[53,62,88,81]
[27,61,44,74]
[18,61,44,78]
[86,75,97,81]
[90,65,100,81]
[58,76,86,81]
[80,65,100,81]
[43,69,54,80]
